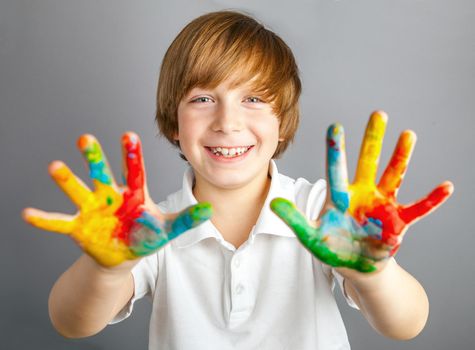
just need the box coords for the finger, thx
[22,207,76,234]
[400,181,454,224]
[120,132,147,210]
[121,132,146,193]
[270,198,317,245]
[271,200,377,273]
[167,202,213,240]
[77,134,118,190]
[378,130,416,197]
[326,123,350,212]
[48,161,95,209]
[354,111,388,185]
[129,203,211,256]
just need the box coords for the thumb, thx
[270,198,317,245]
[167,202,213,240]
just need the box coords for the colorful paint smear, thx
[271,111,454,272]
[23,132,212,267]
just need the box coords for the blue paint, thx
[136,211,163,234]
[169,203,212,240]
[131,212,168,255]
[331,190,350,213]
[327,124,349,212]
[364,217,383,239]
[319,209,368,240]
[89,160,112,184]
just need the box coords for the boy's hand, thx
[271,111,453,273]
[22,132,212,267]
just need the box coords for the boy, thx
[23,10,453,349]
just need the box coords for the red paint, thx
[401,182,453,223]
[354,181,453,257]
[113,133,147,244]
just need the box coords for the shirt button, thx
[235,284,244,295]
[233,258,241,268]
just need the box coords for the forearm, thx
[343,258,429,340]
[49,254,135,338]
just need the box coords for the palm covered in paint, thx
[271,111,453,272]
[23,132,212,267]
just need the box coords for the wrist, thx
[341,257,396,293]
[81,254,139,279]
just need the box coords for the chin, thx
[204,172,254,190]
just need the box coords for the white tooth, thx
[217,147,222,152]
[229,148,236,156]
[221,148,229,155]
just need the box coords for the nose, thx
[211,102,244,134]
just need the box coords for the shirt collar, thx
[253,161,296,238]
[171,160,296,249]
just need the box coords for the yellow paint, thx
[25,160,134,267]
[354,111,387,185]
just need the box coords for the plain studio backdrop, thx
[1,0,473,349]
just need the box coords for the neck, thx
[192,164,272,222]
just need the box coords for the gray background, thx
[1,0,473,349]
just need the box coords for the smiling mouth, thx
[205,145,254,158]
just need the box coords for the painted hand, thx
[271,111,453,272]
[22,132,212,267]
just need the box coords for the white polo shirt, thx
[112,160,357,350]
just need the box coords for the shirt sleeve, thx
[330,268,360,309]
[109,252,159,324]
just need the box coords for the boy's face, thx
[175,77,282,191]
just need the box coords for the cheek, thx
[176,111,194,139]
[176,114,206,153]
[255,117,280,143]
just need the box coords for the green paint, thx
[83,142,113,185]
[270,198,376,273]
[169,202,213,239]
[130,202,213,257]
[106,196,113,206]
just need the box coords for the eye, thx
[191,96,213,103]
[245,96,264,103]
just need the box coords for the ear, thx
[278,137,285,142]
